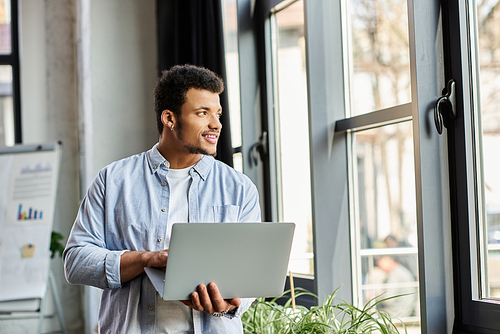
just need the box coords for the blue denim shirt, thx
[63,144,261,333]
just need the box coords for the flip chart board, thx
[0,143,61,302]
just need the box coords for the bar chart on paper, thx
[0,143,61,303]
[8,159,54,225]
[17,204,43,221]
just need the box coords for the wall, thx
[90,0,157,173]
[0,0,157,333]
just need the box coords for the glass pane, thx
[348,0,411,116]
[354,122,420,330]
[273,0,314,276]
[221,0,242,149]
[0,65,14,146]
[0,0,11,54]
[474,0,500,300]
[233,152,243,173]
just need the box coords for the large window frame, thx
[232,0,500,331]
[233,0,318,303]
[444,0,500,332]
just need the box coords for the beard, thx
[184,142,217,157]
[176,119,218,157]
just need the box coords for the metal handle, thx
[434,79,456,135]
[249,131,268,166]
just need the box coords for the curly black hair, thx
[153,64,224,135]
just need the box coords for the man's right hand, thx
[120,249,169,283]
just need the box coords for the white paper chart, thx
[0,144,61,302]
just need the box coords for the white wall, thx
[0,0,157,333]
[90,0,157,173]
[20,1,82,333]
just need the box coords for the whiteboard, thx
[0,143,61,302]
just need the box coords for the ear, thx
[161,110,176,129]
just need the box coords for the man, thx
[63,64,261,333]
[383,234,418,279]
[375,255,417,318]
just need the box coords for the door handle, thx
[249,131,268,166]
[434,79,457,135]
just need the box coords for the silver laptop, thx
[144,222,295,301]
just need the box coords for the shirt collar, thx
[146,143,213,181]
[191,154,213,181]
[147,143,169,173]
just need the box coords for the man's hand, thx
[144,249,169,268]
[120,249,169,283]
[181,282,241,315]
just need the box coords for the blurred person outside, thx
[375,255,418,318]
[384,234,418,279]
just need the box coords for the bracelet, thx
[212,310,228,317]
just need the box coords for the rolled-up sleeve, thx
[63,171,124,290]
[225,297,254,319]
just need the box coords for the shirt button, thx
[163,162,168,166]
[149,305,154,310]
[163,181,167,186]
[161,208,166,212]
[153,165,157,169]
[158,238,163,242]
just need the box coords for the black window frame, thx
[258,0,317,305]
[443,0,500,333]
[229,0,317,305]
[0,0,21,144]
[233,1,500,326]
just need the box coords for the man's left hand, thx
[181,282,240,316]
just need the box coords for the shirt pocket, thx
[213,205,239,222]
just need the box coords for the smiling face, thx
[162,88,222,161]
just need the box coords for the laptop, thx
[144,222,295,301]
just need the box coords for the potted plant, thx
[242,286,411,334]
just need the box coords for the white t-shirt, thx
[155,165,194,334]
[165,166,192,247]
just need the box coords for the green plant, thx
[50,231,65,259]
[242,286,410,334]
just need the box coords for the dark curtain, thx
[157,0,234,167]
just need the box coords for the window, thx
[236,0,490,330]
[0,0,20,146]
[347,0,411,116]
[473,0,500,300]
[306,0,450,330]
[450,0,500,331]
[353,122,420,326]
[231,0,318,301]
[221,0,243,172]
[343,0,420,329]
[269,0,314,277]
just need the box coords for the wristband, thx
[212,310,228,317]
